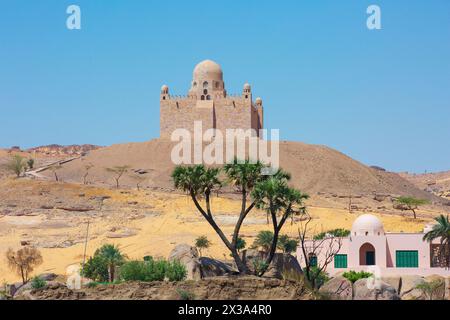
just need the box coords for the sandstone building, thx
[160,60,264,138]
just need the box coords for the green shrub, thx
[177,289,196,300]
[309,267,330,288]
[81,244,125,282]
[119,258,186,282]
[343,270,373,283]
[166,260,187,282]
[252,258,269,276]
[31,276,46,290]
[81,255,109,282]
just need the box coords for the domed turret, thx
[161,85,169,94]
[255,97,263,106]
[351,214,385,236]
[189,60,226,100]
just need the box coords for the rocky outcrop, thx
[353,278,400,300]
[400,275,425,300]
[423,275,446,300]
[318,275,353,300]
[445,277,450,300]
[21,276,308,300]
[168,244,202,281]
[199,257,235,278]
[381,275,401,294]
[241,249,303,279]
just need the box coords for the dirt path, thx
[25,156,81,179]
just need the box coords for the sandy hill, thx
[400,171,450,199]
[38,138,445,204]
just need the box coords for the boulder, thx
[353,278,400,300]
[199,257,235,278]
[318,275,353,300]
[423,275,446,300]
[168,244,202,280]
[241,249,303,279]
[38,273,58,281]
[11,282,33,297]
[381,275,401,294]
[400,275,425,300]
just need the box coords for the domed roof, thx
[243,83,251,90]
[255,97,263,105]
[351,214,385,236]
[193,60,223,81]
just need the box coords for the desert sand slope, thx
[400,171,450,199]
[43,139,442,203]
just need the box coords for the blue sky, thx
[1,1,449,173]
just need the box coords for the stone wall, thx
[160,95,263,138]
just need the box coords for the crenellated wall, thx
[160,94,263,138]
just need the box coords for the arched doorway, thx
[359,243,376,266]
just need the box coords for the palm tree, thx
[172,161,266,274]
[277,234,298,254]
[95,244,126,282]
[251,173,308,276]
[252,231,274,253]
[423,215,450,268]
[224,159,265,255]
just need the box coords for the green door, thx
[366,251,375,265]
[334,254,348,268]
[396,251,419,268]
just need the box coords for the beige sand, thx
[0,179,438,284]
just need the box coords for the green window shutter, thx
[310,256,318,267]
[396,251,418,268]
[334,254,347,268]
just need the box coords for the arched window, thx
[206,95,211,100]
[203,89,208,95]
[203,81,208,89]
[201,95,205,100]
[162,96,166,100]
[193,82,197,87]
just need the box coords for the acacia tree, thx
[195,235,211,257]
[423,214,450,268]
[130,173,147,191]
[298,212,343,289]
[83,163,94,185]
[105,165,130,189]
[48,164,62,182]
[7,154,27,177]
[395,196,429,219]
[6,247,43,284]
